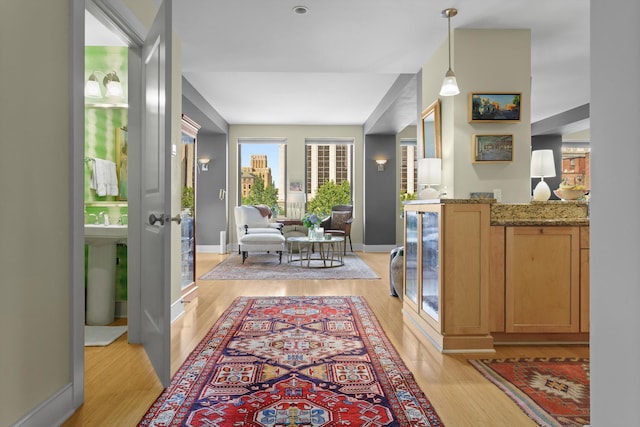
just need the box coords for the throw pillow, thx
[331,211,351,231]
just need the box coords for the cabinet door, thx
[580,248,590,333]
[505,227,580,333]
[403,211,419,308]
[421,211,440,322]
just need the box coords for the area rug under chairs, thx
[139,296,442,426]
[200,253,379,280]
[469,357,590,427]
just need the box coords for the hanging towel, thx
[90,158,119,197]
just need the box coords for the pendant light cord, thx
[447,13,452,71]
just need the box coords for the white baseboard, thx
[12,383,75,427]
[196,244,227,254]
[362,244,397,253]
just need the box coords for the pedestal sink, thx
[85,224,128,325]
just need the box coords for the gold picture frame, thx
[421,99,442,158]
[469,92,521,123]
[472,134,514,163]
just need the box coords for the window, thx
[401,139,418,194]
[561,143,590,188]
[305,138,353,198]
[238,138,287,214]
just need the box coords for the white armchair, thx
[234,205,285,264]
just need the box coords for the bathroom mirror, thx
[422,99,442,158]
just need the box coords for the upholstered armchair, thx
[320,204,353,255]
[234,205,285,263]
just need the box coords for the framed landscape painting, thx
[473,134,513,163]
[469,92,521,122]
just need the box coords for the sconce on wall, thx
[375,159,388,171]
[197,157,211,172]
[439,8,460,97]
[84,71,124,99]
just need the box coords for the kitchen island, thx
[402,199,589,353]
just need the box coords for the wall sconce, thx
[84,71,124,99]
[439,8,460,96]
[375,159,388,171]
[417,158,442,199]
[530,149,556,201]
[197,157,211,172]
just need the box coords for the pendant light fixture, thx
[439,8,460,97]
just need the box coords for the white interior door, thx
[140,0,172,387]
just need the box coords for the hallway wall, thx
[0,2,75,425]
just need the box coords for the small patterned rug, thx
[469,357,590,427]
[200,252,379,280]
[139,296,442,426]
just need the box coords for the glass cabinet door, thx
[404,210,419,305]
[180,115,200,289]
[421,211,440,321]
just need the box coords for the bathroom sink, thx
[84,224,128,245]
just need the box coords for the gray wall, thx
[195,132,228,246]
[530,134,563,200]
[182,92,229,248]
[364,134,397,246]
[591,0,640,424]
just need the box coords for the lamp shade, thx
[417,158,442,186]
[530,149,556,178]
[439,70,460,97]
[84,73,101,98]
[288,192,306,204]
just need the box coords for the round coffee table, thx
[286,236,344,268]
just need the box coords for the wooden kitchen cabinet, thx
[580,226,589,332]
[505,226,580,333]
[403,201,493,352]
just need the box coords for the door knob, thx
[149,213,165,225]
[149,213,182,226]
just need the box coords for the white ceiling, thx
[87,1,590,130]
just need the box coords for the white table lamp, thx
[417,158,442,199]
[288,192,306,218]
[530,150,556,201]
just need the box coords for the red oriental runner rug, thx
[139,296,443,426]
[469,357,590,427]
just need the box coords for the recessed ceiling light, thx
[292,6,308,15]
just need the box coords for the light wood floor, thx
[63,251,589,426]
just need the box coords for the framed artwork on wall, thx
[473,134,514,163]
[469,92,521,122]
[289,180,303,192]
[421,99,441,158]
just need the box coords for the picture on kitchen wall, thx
[473,134,513,163]
[469,92,521,122]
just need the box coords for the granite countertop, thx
[404,198,495,205]
[491,218,589,226]
[404,199,589,226]
[491,201,589,226]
